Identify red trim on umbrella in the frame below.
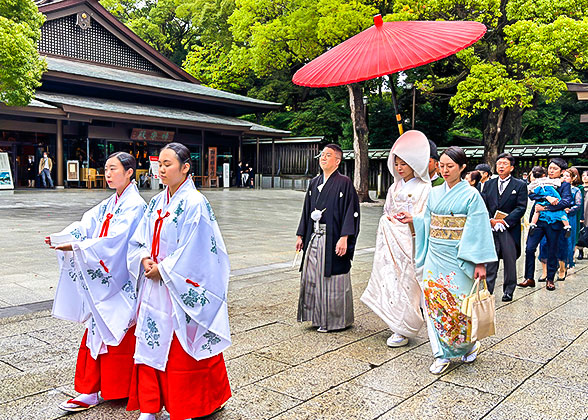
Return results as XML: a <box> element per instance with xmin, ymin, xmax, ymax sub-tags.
<box><xmin>293</xmin><ymin>17</ymin><xmax>486</xmax><ymax>88</ymax></box>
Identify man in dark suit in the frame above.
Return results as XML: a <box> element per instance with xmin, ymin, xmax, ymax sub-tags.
<box><xmin>520</xmin><ymin>158</ymin><xmax>572</xmax><ymax>291</ymax></box>
<box><xmin>482</xmin><ymin>153</ymin><xmax>528</xmax><ymax>301</ymax></box>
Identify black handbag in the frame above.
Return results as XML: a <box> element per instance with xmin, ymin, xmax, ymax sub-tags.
<box><xmin>578</xmin><ymin>226</ymin><xmax>588</xmax><ymax>248</ymax></box>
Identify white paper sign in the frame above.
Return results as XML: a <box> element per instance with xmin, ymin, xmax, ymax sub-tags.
<box><xmin>223</xmin><ymin>163</ymin><xmax>230</xmax><ymax>188</ymax></box>
<box><xmin>0</xmin><ymin>153</ymin><xmax>14</xmax><ymax>190</ymax></box>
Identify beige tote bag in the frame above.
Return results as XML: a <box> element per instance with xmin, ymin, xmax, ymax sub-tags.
<box><xmin>463</xmin><ymin>278</ymin><xmax>496</xmax><ymax>342</ymax></box>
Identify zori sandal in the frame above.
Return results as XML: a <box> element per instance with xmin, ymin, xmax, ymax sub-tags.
<box><xmin>58</xmin><ymin>394</ymin><xmax>102</xmax><ymax>412</ymax></box>
<box><xmin>429</xmin><ymin>358</ymin><xmax>450</xmax><ymax>375</ymax></box>
<box><xmin>462</xmin><ymin>341</ymin><xmax>481</xmax><ymax>363</ymax></box>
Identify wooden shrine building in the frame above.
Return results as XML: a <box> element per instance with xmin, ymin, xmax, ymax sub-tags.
<box><xmin>0</xmin><ymin>0</ymin><xmax>289</xmax><ymax>188</ymax></box>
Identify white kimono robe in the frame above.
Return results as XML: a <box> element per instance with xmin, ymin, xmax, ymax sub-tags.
<box><xmin>51</xmin><ymin>183</ymin><xmax>146</xmax><ymax>358</ymax></box>
<box><xmin>128</xmin><ymin>179</ymin><xmax>231</xmax><ymax>371</ymax></box>
<box><xmin>361</xmin><ymin>130</ymin><xmax>432</xmax><ymax>338</ymax></box>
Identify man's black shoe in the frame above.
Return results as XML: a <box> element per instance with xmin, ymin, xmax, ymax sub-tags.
<box><xmin>502</xmin><ymin>294</ymin><xmax>513</xmax><ymax>302</ymax></box>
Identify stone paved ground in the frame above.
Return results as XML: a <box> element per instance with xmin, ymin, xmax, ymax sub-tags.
<box><xmin>0</xmin><ymin>188</ymin><xmax>587</xmax><ymax>420</ymax></box>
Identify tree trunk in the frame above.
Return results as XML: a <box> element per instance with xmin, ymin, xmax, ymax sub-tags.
<box><xmin>347</xmin><ymin>83</ymin><xmax>372</xmax><ymax>202</ymax></box>
<box><xmin>482</xmin><ymin>101</ymin><xmax>524</xmax><ymax>171</ymax></box>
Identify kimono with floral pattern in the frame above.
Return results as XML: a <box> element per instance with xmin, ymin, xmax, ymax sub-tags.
<box><xmin>414</xmin><ymin>180</ymin><xmax>497</xmax><ymax>358</ymax></box>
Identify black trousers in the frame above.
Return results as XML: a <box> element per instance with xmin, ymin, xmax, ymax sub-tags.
<box><xmin>486</xmin><ymin>230</ymin><xmax>517</xmax><ymax>296</ymax></box>
<box><xmin>524</xmin><ymin>220</ymin><xmax>562</xmax><ymax>282</ymax></box>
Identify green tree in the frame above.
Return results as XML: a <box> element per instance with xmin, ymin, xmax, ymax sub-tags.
<box><xmin>0</xmin><ymin>0</ymin><xmax>46</xmax><ymax>106</ymax></box>
<box><xmin>385</xmin><ymin>0</ymin><xmax>588</xmax><ymax>166</ymax></box>
<box><xmin>220</xmin><ymin>0</ymin><xmax>378</xmax><ymax>200</ymax></box>
<box><xmin>100</xmin><ymin>0</ymin><xmax>198</xmax><ymax>65</ymax></box>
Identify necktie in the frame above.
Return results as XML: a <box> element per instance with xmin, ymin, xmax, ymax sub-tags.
<box><xmin>499</xmin><ymin>179</ymin><xmax>507</xmax><ymax>195</ymax></box>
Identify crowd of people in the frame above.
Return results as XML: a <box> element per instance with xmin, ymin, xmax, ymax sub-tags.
<box><xmin>43</xmin><ymin>136</ymin><xmax>587</xmax><ymax>418</ymax></box>
<box><xmin>295</xmin><ymin>132</ymin><xmax>587</xmax><ymax>376</ymax></box>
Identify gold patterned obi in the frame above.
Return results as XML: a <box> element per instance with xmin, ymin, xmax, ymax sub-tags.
<box><xmin>430</xmin><ymin>212</ymin><xmax>467</xmax><ymax>240</ymax></box>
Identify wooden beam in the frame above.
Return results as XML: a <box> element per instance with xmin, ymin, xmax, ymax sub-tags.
<box><xmin>577</xmin><ymin>92</ymin><xmax>588</xmax><ymax>100</ymax></box>
<box><xmin>88</xmin><ymin>125</ymin><xmax>129</xmax><ymax>140</ymax></box>
<box><xmin>0</xmin><ymin>120</ymin><xmax>57</xmax><ymax>133</ymax></box>
<box><xmin>580</xmin><ymin>114</ymin><xmax>588</xmax><ymax>123</ymax></box>
<box><xmin>56</xmin><ymin>120</ymin><xmax>64</xmax><ymax>187</ymax></box>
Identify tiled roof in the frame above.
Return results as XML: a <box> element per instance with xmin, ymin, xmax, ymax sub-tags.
<box><xmin>45</xmin><ymin>56</ymin><xmax>281</xmax><ymax>108</ymax></box>
<box><xmin>342</xmin><ymin>144</ymin><xmax>588</xmax><ymax>160</ymax></box>
<box><xmin>34</xmin><ymin>92</ymin><xmax>289</xmax><ymax>136</ymax></box>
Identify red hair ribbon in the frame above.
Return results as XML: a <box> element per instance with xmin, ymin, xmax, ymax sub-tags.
<box><xmin>99</xmin><ymin>260</ymin><xmax>109</xmax><ymax>273</ymax></box>
<box><xmin>186</xmin><ymin>279</ymin><xmax>200</xmax><ymax>288</ymax></box>
<box><xmin>151</xmin><ymin>209</ymin><xmax>170</xmax><ymax>263</ymax></box>
<box><xmin>99</xmin><ymin>213</ymin><xmax>114</xmax><ymax>238</ymax></box>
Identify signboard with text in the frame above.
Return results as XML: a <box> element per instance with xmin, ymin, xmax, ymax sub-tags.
<box><xmin>149</xmin><ymin>156</ymin><xmax>159</xmax><ymax>179</ymax></box>
<box><xmin>0</xmin><ymin>153</ymin><xmax>14</xmax><ymax>190</ymax></box>
<box><xmin>67</xmin><ymin>160</ymin><xmax>79</xmax><ymax>181</ymax></box>
<box><xmin>208</xmin><ymin>147</ymin><xmax>217</xmax><ymax>178</ymax></box>
<box><xmin>131</xmin><ymin>129</ymin><xmax>174</xmax><ymax>142</ymax></box>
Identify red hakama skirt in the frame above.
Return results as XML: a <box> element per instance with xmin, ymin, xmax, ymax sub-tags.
<box><xmin>126</xmin><ymin>335</ymin><xmax>231</xmax><ymax>420</ymax></box>
<box><xmin>74</xmin><ymin>326</ymin><xmax>136</xmax><ymax>400</ymax></box>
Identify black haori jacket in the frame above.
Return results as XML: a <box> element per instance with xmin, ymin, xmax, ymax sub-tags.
<box><xmin>296</xmin><ymin>170</ymin><xmax>360</xmax><ymax>277</ymax></box>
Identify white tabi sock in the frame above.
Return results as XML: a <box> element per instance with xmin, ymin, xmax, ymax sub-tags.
<box><xmin>62</xmin><ymin>392</ymin><xmax>100</xmax><ymax>408</ymax></box>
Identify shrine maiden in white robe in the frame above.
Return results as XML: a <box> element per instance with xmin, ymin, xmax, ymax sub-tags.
<box><xmin>51</xmin><ymin>183</ymin><xmax>146</xmax><ymax>358</ymax></box>
<box><xmin>127</xmin><ymin>178</ymin><xmax>231</xmax><ymax>371</ymax></box>
<box><xmin>361</xmin><ymin>131</ymin><xmax>431</xmax><ymax>337</ymax></box>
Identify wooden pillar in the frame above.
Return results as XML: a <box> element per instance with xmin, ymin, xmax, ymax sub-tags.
<box><xmin>201</xmin><ymin>130</ymin><xmax>205</xmax><ymax>178</ymax></box>
<box><xmin>271</xmin><ymin>138</ymin><xmax>275</xmax><ymax>188</ymax></box>
<box><xmin>56</xmin><ymin>119</ymin><xmax>64</xmax><ymax>187</ymax></box>
<box><xmin>256</xmin><ymin>137</ymin><xmax>260</xmax><ymax>189</ymax></box>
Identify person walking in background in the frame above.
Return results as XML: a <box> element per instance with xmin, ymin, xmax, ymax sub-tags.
<box><xmin>362</xmin><ymin>131</ymin><xmax>431</xmax><ymax>348</ymax></box>
<box><xmin>397</xmin><ymin>146</ymin><xmax>497</xmax><ymax>375</ymax></box>
<box><xmin>241</xmin><ymin>163</ymin><xmax>249</xmax><ymax>187</ymax></box>
<box><xmin>237</xmin><ymin>161</ymin><xmax>243</xmax><ymax>187</ymax></box>
<box><xmin>428</xmin><ymin>140</ymin><xmax>444</xmax><ymax>187</ymax></box>
<box><xmin>248</xmin><ymin>163</ymin><xmax>255</xmax><ymax>188</ymax></box>
<box><xmin>561</xmin><ymin>167</ymin><xmax>583</xmax><ymax>273</ymax></box>
<box><xmin>475</xmin><ymin>163</ymin><xmax>492</xmax><ymax>192</ymax></box>
<box><xmin>296</xmin><ymin>144</ymin><xmax>360</xmax><ymax>333</ymax></box>
<box><xmin>520</xmin><ymin>158</ymin><xmax>572</xmax><ymax>291</ymax></box>
<box><xmin>466</xmin><ymin>170</ymin><xmax>482</xmax><ymax>190</ymax></box>
<box><xmin>527</xmin><ymin>166</ymin><xmax>572</xmax><ymax>237</ymax></box>
<box><xmin>26</xmin><ymin>155</ymin><xmax>36</xmax><ymax>187</ymax></box>
<box><xmin>481</xmin><ymin>153</ymin><xmax>527</xmax><ymax>302</ymax></box>
<box><xmin>39</xmin><ymin>151</ymin><xmax>54</xmax><ymax>188</ymax></box>
<box><xmin>577</xmin><ymin>170</ymin><xmax>588</xmax><ymax>260</ymax></box>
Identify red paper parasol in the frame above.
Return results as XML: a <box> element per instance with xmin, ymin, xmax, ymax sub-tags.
<box><xmin>293</xmin><ymin>15</ymin><xmax>486</xmax><ymax>133</ymax></box>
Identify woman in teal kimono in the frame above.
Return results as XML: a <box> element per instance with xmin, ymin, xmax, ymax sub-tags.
<box><xmin>397</xmin><ymin>146</ymin><xmax>497</xmax><ymax>375</ymax></box>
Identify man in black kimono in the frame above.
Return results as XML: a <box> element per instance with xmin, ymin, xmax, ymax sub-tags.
<box><xmin>481</xmin><ymin>153</ymin><xmax>527</xmax><ymax>302</ymax></box>
<box><xmin>295</xmin><ymin>144</ymin><xmax>360</xmax><ymax>332</ymax></box>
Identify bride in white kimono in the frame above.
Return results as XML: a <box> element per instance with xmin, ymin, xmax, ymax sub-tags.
<box><xmin>46</xmin><ymin>152</ymin><xmax>146</xmax><ymax>412</ymax></box>
<box><xmin>125</xmin><ymin>143</ymin><xmax>231</xmax><ymax>420</ymax></box>
<box><xmin>397</xmin><ymin>146</ymin><xmax>497</xmax><ymax>375</ymax></box>
<box><xmin>361</xmin><ymin>131</ymin><xmax>431</xmax><ymax>347</ymax></box>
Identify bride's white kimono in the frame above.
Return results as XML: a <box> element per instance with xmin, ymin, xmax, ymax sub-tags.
<box><xmin>361</xmin><ymin>131</ymin><xmax>432</xmax><ymax>338</ymax></box>
<box><xmin>127</xmin><ymin>178</ymin><xmax>231</xmax><ymax>371</ymax></box>
<box><xmin>51</xmin><ymin>183</ymin><xmax>146</xmax><ymax>358</ymax></box>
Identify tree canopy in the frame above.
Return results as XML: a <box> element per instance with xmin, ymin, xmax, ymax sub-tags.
<box><xmin>385</xmin><ymin>0</ymin><xmax>588</xmax><ymax>163</ymax></box>
<box><xmin>98</xmin><ymin>0</ymin><xmax>588</xmax><ymax>160</ymax></box>
<box><xmin>0</xmin><ymin>0</ymin><xmax>46</xmax><ymax>106</ymax></box>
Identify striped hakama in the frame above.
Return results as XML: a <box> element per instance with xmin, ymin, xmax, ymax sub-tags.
<box><xmin>297</xmin><ymin>224</ymin><xmax>354</xmax><ymax>330</ymax></box>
